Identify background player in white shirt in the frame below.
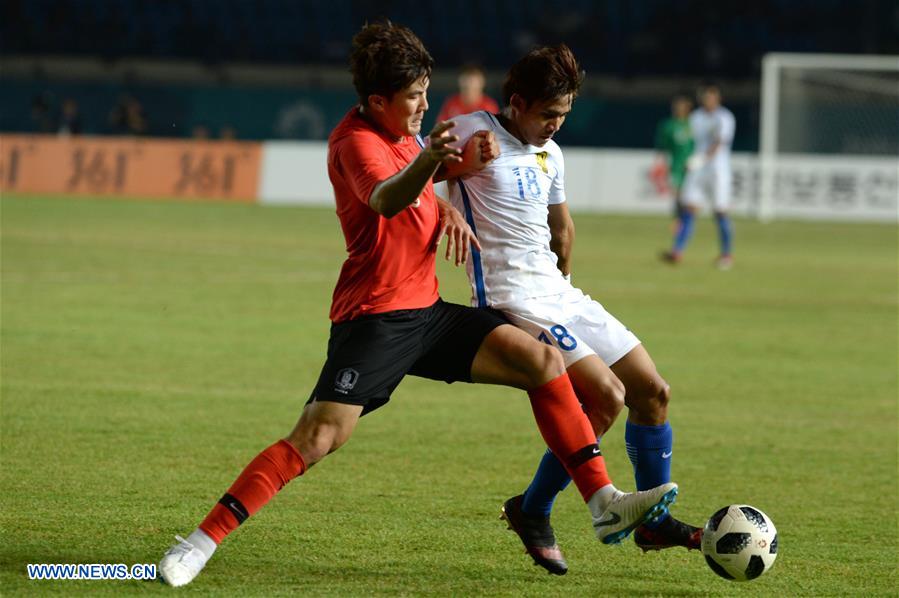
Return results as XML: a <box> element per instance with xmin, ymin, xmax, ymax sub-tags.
<box><xmin>663</xmin><ymin>84</ymin><xmax>736</xmax><ymax>269</ymax></box>
<box><xmin>443</xmin><ymin>45</ymin><xmax>701</xmax><ymax>576</ymax></box>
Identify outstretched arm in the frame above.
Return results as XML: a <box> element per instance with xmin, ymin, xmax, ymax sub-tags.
<box><xmin>548</xmin><ymin>202</ymin><xmax>575</xmax><ymax>276</ymax></box>
<box><xmin>369</xmin><ymin>121</ymin><xmax>462</xmax><ymax>218</ymax></box>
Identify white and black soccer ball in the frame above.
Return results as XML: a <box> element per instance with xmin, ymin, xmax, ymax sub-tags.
<box><xmin>701</xmin><ymin>504</ymin><xmax>778</xmax><ymax>581</ymax></box>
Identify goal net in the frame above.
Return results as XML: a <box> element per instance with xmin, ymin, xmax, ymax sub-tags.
<box><xmin>759</xmin><ymin>53</ymin><xmax>899</xmax><ymax>221</ymax></box>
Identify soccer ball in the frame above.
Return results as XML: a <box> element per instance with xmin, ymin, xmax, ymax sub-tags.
<box><xmin>701</xmin><ymin>504</ymin><xmax>778</xmax><ymax>581</ymax></box>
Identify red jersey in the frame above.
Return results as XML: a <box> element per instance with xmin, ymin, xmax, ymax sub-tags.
<box><xmin>436</xmin><ymin>94</ymin><xmax>500</xmax><ymax>123</ymax></box>
<box><xmin>327</xmin><ymin>108</ymin><xmax>440</xmax><ymax>323</ymax></box>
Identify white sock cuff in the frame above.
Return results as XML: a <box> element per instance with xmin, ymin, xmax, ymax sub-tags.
<box><xmin>187</xmin><ymin>529</ymin><xmax>217</xmax><ymax>560</ymax></box>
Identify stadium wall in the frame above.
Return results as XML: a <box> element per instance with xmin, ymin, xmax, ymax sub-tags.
<box><xmin>1</xmin><ymin>135</ymin><xmax>896</xmax><ymax>222</ymax></box>
<box><xmin>0</xmin><ymin>134</ymin><xmax>261</xmax><ymax>201</ymax></box>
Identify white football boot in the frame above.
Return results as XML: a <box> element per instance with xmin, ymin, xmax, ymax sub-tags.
<box><xmin>590</xmin><ymin>482</ymin><xmax>678</xmax><ymax>544</ymax></box>
<box><xmin>158</xmin><ymin>535</ymin><xmax>210</xmax><ymax>586</ymax></box>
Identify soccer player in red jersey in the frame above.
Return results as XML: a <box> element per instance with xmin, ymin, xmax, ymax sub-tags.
<box><xmin>436</xmin><ymin>64</ymin><xmax>500</xmax><ymax>123</ymax></box>
<box><xmin>157</xmin><ymin>23</ymin><xmax>677</xmax><ymax>587</ymax></box>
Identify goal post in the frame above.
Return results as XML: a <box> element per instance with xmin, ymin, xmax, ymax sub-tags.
<box><xmin>759</xmin><ymin>53</ymin><xmax>899</xmax><ymax>222</ymax></box>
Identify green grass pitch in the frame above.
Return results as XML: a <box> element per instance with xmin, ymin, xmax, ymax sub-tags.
<box><xmin>1</xmin><ymin>194</ymin><xmax>896</xmax><ymax>596</ymax></box>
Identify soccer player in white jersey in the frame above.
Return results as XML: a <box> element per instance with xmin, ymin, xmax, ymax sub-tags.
<box><xmin>662</xmin><ymin>84</ymin><xmax>736</xmax><ymax>269</ymax></box>
<box><xmin>442</xmin><ymin>45</ymin><xmax>701</xmax><ymax>575</ymax></box>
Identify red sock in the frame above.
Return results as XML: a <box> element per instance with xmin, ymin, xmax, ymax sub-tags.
<box><xmin>527</xmin><ymin>373</ymin><xmax>612</xmax><ymax>501</ymax></box>
<box><xmin>199</xmin><ymin>439</ymin><xmax>306</xmax><ymax>544</ymax></box>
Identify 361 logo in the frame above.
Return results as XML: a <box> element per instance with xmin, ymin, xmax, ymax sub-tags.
<box><xmin>66</xmin><ymin>148</ymin><xmax>134</xmax><ymax>193</ymax></box>
<box><xmin>174</xmin><ymin>152</ymin><xmax>239</xmax><ymax>196</ymax></box>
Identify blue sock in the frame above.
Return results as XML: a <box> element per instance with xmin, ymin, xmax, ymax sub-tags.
<box><xmin>520</xmin><ymin>436</ymin><xmax>603</xmax><ymax>517</ymax></box>
<box><xmin>715</xmin><ymin>213</ymin><xmax>732</xmax><ymax>256</ymax></box>
<box><xmin>625</xmin><ymin>421</ymin><xmax>673</xmax><ymax>527</ymax></box>
<box><xmin>673</xmin><ymin>211</ymin><xmax>695</xmax><ymax>253</ymax></box>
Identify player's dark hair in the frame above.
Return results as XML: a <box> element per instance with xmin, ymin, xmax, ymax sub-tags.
<box><xmin>697</xmin><ymin>82</ymin><xmax>721</xmax><ymax>98</ymax></box>
<box><xmin>350</xmin><ymin>21</ymin><xmax>434</xmax><ymax>105</ymax></box>
<box><xmin>502</xmin><ymin>44</ymin><xmax>584</xmax><ymax>106</ymax></box>
<box><xmin>459</xmin><ymin>63</ymin><xmax>485</xmax><ymax>76</ymax></box>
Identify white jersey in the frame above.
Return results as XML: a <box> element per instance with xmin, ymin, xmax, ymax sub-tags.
<box><xmin>445</xmin><ymin>111</ymin><xmax>570</xmax><ymax>308</ymax></box>
<box><xmin>688</xmin><ymin>107</ymin><xmax>735</xmax><ymax>170</ymax></box>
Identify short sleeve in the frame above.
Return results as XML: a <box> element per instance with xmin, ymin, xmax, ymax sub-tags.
<box><xmin>547</xmin><ymin>150</ymin><xmax>566</xmax><ymax>205</ymax></box>
<box><xmin>442</xmin><ymin>112</ymin><xmax>494</xmax><ymax>151</ymax></box>
<box><xmin>716</xmin><ymin>112</ymin><xmax>736</xmax><ymax>145</ymax></box>
<box><xmin>335</xmin><ymin>133</ymin><xmax>395</xmax><ymax>205</ymax></box>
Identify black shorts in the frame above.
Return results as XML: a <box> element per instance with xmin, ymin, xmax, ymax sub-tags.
<box><xmin>309</xmin><ymin>299</ymin><xmax>507</xmax><ymax>415</ymax></box>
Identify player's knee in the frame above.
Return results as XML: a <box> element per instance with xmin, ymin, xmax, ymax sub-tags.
<box><xmin>644</xmin><ymin>380</ymin><xmax>671</xmax><ymax>417</ymax></box>
<box><xmin>540</xmin><ymin>343</ymin><xmax>565</xmax><ymax>382</ymax></box>
<box><xmin>626</xmin><ymin>375</ymin><xmax>670</xmax><ymax>423</ymax></box>
<box><xmin>528</xmin><ymin>343</ymin><xmax>565</xmax><ymax>387</ymax></box>
<box><xmin>289</xmin><ymin>420</ymin><xmax>348</xmax><ymax>466</ymax></box>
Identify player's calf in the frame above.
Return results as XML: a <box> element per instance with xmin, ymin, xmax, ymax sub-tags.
<box><xmin>159</xmin><ymin>403</ymin><xmax>361</xmax><ymax>587</ymax></box>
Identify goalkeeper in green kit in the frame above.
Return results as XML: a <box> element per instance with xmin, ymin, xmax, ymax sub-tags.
<box><xmin>651</xmin><ymin>94</ymin><xmax>694</xmax><ymax>218</ymax></box>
